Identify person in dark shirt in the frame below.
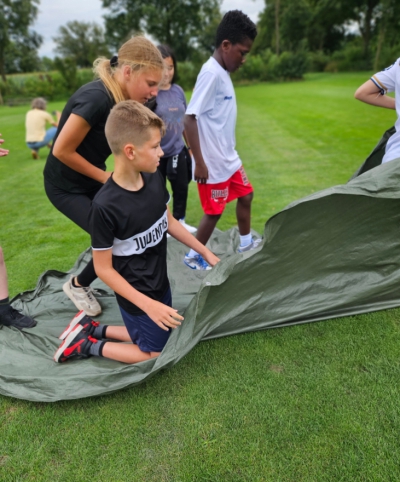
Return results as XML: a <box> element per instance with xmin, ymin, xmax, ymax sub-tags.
<box><xmin>54</xmin><ymin>101</ymin><xmax>219</xmax><ymax>364</ymax></box>
<box><xmin>44</xmin><ymin>37</ymin><xmax>165</xmax><ymax>317</ymax></box>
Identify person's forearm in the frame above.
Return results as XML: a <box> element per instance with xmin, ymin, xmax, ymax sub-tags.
<box><xmin>53</xmin><ymin>149</ymin><xmax>109</xmax><ymax>183</ymax></box>
<box><xmin>168</xmin><ymin>214</ymin><xmax>217</xmax><ymax>263</ymax></box>
<box><xmin>94</xmin><ymin>263</ymin><xmax>157</xmax><ymax>313</ymax></box>
<box><xmin>184</xmin><ymin>114</ymin><xmax>209</xmax><ymax>182</ymax></box>
<box><xmin>184</xmin><ymin>115</ymin><xmax>205</xmax><ymax>165</ymax></box>
<box><xmin>355</xmin><ymin>91</ymin><xmax>395</xmax><ymax>109</ymax></box>
<box><xmin>52</xmin><ymin>112</ymin><xmax>109</xmax><ymax>183</ymax></box>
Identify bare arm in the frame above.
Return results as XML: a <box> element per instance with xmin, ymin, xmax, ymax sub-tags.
<box><xmin>184</xmin><ymin>114</ymin><xmax>208</xmax><ymax>184</ymax></box>
<box><xmin>0</xmin><ymin>135</ymin><xmax>9</xmax><ymax>157</ymax></box>
<box><xmin>182</xmin><ymin>129</ymin><xmax>192</xmax><ymax>156</ymax></box>
<box><xmin>354</xmin><ymin>79</ymin><xmax>396</xmax><ymax>109</ymax></box>
<box><xmin>93</xmin><ymin>248</ymin><xmax>183</xmax><ymax>331</ymax></box>
<box><xmin>167</xmin><ymin>207</ymin><xmax>220</xmax><ymax>266</ymax></box>
<box><xmin>52</xmin><ymin>113</ymin><xmax>111</xmax><ymax>184</ymax></box>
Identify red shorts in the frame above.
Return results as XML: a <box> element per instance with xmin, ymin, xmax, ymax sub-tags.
<box><xmin>198</xmin><ymin>166</ymin><xmax>253</xmax><ymax>215</ymax></box>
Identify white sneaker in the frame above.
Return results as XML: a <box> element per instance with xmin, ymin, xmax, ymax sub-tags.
<box><xmin>237</xmin><ymin>237</ymin><xmax>262</xmax><ymax>253</ymax></box>
<box><xmin>184</xmin><ymin>254</ymin><xmax>211</xmax><ymax>270</ymax></box>
<box><xmin>179</xmin><ymin>218</ymin><xmax>197</xmax><ymax>233</ymax></box>
<box><xmin>63</xmin><ymin>276</ymin><xmax>102</xmax><ymax>317</ymax></box>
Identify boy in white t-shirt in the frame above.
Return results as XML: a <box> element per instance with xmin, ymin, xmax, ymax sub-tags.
<box><xmin>183</xmin><ymin>10</ymin><xmax>260</xmax><ymax>270</ymax></box>
<box><xmin>355</xmin><ymin>59</ymin><xmax>400</xmax><ymax>163</ymax></box>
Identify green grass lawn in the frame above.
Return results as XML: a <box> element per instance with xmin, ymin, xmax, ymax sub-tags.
<box><xmin>1</xmin><ymin>72</ymin><xmax>400</xmax><ymax>481</ymax></box>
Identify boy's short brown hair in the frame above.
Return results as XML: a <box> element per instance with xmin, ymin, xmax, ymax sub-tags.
<box><xmin>105</xmin><ymin>100</ymin><xmax>165</xmax><ymax>155</ymax></box>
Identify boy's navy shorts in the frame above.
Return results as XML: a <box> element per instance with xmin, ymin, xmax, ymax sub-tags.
<box><xmin>119</xmin><ymin>288</ymin><xmax>172</xmax><ymax>353</ymax></box>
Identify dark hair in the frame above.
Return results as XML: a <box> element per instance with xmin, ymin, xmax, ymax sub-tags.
<box><xmin>157</xmin><ymin>44</ymin><xmax>177</xmax><ymax>84</ymax></box>
<box><xmin>215</xmin><ymin>10</ymin><xmax>257</xmax><ymax>48</ymax></box>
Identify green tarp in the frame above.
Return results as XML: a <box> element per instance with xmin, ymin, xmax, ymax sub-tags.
<box><xmin>1</xmin><ymin>128</ymin><xmax>400</xmax><ymax>402</ymax></box>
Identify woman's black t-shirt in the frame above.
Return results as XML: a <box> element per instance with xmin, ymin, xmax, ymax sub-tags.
<box><xmin>89</xmin><ymin>172</ymin><xmax>170</xmax><ymax>315</ymax></box>
<box><xmin>44</xmin><ymin>80</ymin><xmax>115</xmax><ymax>194</ymax></box>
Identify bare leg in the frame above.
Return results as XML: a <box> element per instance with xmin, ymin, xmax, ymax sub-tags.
<box><xmin>0</xmin><ymin>247</ymin><xmax>8</xmax><ymax>300</ymax></box>
<box><xmin>102</xmin><ymin>341</ymin><xmax>160</xmax><ymax>364</ymax></box>
<box><xmin>195</xmin><ymin>214</ymin><xmax>221</xmax><ymax>246</ymax></box>
<box><xmin>236</xmin><ymin>193</ymin><xmax>253</xmax><ymax>235</ymax></box>
<box><xmin>105</xmin><ymin>325</ymin><xmax>132</xmax><ymax>342</ymax></box>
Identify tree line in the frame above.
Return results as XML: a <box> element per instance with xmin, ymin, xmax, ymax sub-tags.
<box><xmin>0</xmin><ymin>0</ymin><xmax>221</xmax><ymax>82</ymax></box>
<box><xmin>254</xmin><ymin>0</ymin><xmax>400</xmax><ymax>72</ymax></box>
<box><xmin>1</xmin><ymin>0</ymin><xmax>400</xmax><ymax>85</ymax></box>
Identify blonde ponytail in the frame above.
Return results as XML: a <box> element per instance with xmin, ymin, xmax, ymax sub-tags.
<box><xmin>93</xmin><ymin>36</ymin><xmax>164</xmax><ymax>103</ymax></box>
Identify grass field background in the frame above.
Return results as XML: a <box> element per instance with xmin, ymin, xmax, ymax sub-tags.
<box><xmin>1</xmin><ymin>73</ymin><xmax>400</xmax><ymax>481</ymax></box>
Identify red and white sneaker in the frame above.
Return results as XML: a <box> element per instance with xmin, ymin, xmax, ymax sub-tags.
<box><xmin>58</xmin><ymin>310</ymin><xmax>100</xmax><ymax>340</ymax></box>
<box><xmin>54</xmin><ymin>324</ymin><xmax>98</xmax><ymax>363</ymax></box>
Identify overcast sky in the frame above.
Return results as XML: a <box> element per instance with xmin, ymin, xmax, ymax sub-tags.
<box><xmin>34</xmin><ymin>0</ymin><xmax>265</xmax><ymax>58</ymax></box>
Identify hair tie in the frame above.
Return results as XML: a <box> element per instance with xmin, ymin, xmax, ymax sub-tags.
<box><xmin>110</xmin><ymin>55</ymin><xmax>118</xmax><ymax>67</ymax></box>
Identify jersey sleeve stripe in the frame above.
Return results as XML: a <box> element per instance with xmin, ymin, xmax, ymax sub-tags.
<box><xmin>371</xmin><ymin>76</ymin><xmax>388</xmax><ymax>95</ymax></box>
<box><xmin>91</xmin><ymin>246</ymin><xmax>113</xmax><ymax>251</ymax></box>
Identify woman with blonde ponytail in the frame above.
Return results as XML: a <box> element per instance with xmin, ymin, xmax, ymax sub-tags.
<box><xmin>44</xmin><ymin>37</ymin><xmax>164</xmax><ymax>317</ymax></box>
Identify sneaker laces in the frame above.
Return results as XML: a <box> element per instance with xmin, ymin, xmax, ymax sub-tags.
<box><xmin>196</xmin><ymin>255</ymin><xmax>209</xmax><ymax>269</ymax></box>
<box><xmin>88</xmin><ymin>335</ymin><xmax>98</xmax><ymax>343</ymax></box>
<box><xmin>81</xmin><ymin>286</ymin><xmax>99</xmax><ymax>302</ymax></box>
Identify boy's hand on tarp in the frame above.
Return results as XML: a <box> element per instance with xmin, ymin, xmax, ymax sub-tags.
<box><xmin>146</xmin><ymin>300</ymin><xmax>184</xmax><ymax>331</ymax></box>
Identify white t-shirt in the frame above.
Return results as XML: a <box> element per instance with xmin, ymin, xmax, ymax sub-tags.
<box><xmin>371</xmin><ymin>59</ymin><xmax>400</xmax><ymax>163</ymax></box>
<box><xmin>186</xmin><ymin>57</ymin><xmax>242</xmax><ymax>183</ymax></box>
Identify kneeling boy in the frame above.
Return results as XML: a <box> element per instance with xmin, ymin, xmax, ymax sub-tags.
<box><xmin>54</xmin><ymin>101</ymin><xmax>219</xmax><ymax>364</ymax></box>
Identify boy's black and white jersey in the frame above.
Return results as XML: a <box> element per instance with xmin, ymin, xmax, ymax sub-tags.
<box><xmin>89</xmin><ymin>171</ymin><xmax>170</xmax><ymax>315</ymax></box>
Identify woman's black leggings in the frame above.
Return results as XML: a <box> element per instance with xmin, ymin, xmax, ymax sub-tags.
<box><xmin>44</xmin><ymin>179</ymin><xmax>99</xmax><ymax>287</ymax></box>
<box><xmin>158</xmin><ymin>146</ymin><xmax>191</xmax><ymax>220</ymax></box>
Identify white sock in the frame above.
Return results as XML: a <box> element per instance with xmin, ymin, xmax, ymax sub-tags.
<box><xmin>239</xmin><ymin>233</ymin><xmax>252</xmax><ymax>247</ymax></box>
<box><xmin>188</xmin><ymin>249</ymin><xmax>199</xmax><ymax>258</ymax></box>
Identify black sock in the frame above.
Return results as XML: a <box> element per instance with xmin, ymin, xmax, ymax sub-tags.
<box><xmin>76</xmin><ymin>259</ymin><xmax>97</xmax><ymax>287</ymax></box>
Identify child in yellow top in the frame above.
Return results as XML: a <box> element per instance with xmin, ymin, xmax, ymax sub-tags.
<box><xmin>25</xmin><ymin>97</ymin><xmax>60</xmax><ymax>159</ymax></box>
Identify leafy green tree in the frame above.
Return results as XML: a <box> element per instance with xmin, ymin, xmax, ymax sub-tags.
<box><xmin>252</xmin><ymin>2</ymin><xmax>276</xmax><ymax>54</ymax></box>
<box><xmin>306</xmin><ymin>0</ymin><xmax>350</xmax><ymax>53</ymax></box>
<box><xmin>254</xmin><ymin>0</ymin><xmax>312</xmax><ymax>54</ymax></box>
<box><xmin>194</xmin><ymin>7</ymin><xmax>222</xmax><ymax>59</ymax></box>
<box><xmin>254</xmin><ymin>0</ymin><xmax>379</xmax><ymax>57</ymax></box>
<box><xmin>349</xmin><ymin>0</ymin><xmax>380</xmax><ymax>58</ymax></box>
<box><xmin>40</xmin><ymin>56</ymin><xmax>55</xmax><ymax>72</ymax></box>
<box><xmin>102</xmin><ymin>0</ymin><xmax>222</xmax><ymax>61</ymax></box>
<box><xmin>373</xmin><ymin>0</ymin><xmax>400</xmax><ymax>69</ymax></box>
<box><xmin>0</xmin><ymin>0</ymin><xmax>42</xmax><ymax>81</ymax></box>
<box><xmin>280</xmin><ymin>0</ymin><xmax>311</xmax><ymax>51</ymax></box>
<box><xmin>53</xmin><ymin>21</ymin><xmax>111</xmax><ymax>68</ymax></box>
<box><xmin>53</xmin><ymin>56</ymin><xmax>79</xmax><ymax>94</ymax></box>
<box><xmin>4</xmin><ymin>30</ymin><xmax>42</xmax><ymax>74</ymax></box>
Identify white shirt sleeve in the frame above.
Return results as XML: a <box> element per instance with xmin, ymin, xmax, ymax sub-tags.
<box><xmin>371</xmin><ymin>59</ymin><xmax>400</xmax><ymax>94</ymax></box>
<box><xmin>186</xmin><ymin>70</ymin><xmax>218</xmax><ymax>117</ymax></box>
